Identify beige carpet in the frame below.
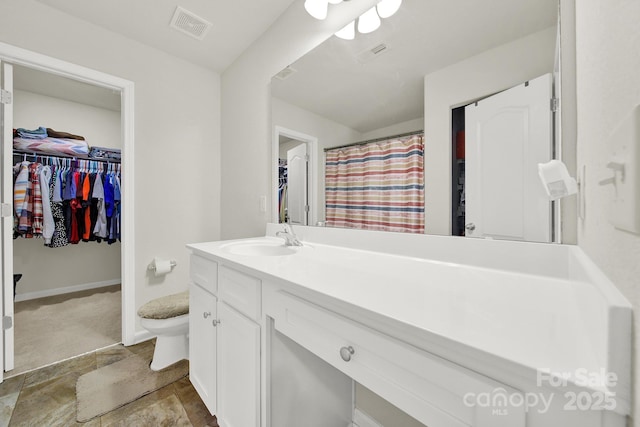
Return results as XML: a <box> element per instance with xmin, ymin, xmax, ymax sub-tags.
<box><xmin>11</xmin><ymin>285</ymin><xmax>121</xmax><ymax>376</ymax></box>
<box><xmin>76</xmin><ymin>354</ymin><xmax>189</xmax><ymax>422</ymax></box>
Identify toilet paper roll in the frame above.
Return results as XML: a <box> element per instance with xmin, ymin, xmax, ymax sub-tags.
<box><xmin>153</xmin><ymin>258</ymin><xmax>173</xmax><ymax>276</ymax></box>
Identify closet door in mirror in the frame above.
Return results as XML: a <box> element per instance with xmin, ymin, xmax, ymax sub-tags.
<box><xmin>465</xmin><ymin>73</ymin><xmax>553</xmax><ymax>243</ymax></box>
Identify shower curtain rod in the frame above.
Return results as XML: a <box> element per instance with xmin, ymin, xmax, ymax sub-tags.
<box><xmin>324</xmin><ymin>130</ymin><xmax>424</xmax><ymax>152</ymax></box>
<box><xmin>13</xmin><ymin>149</ymin><xmax>121</xmax><ymax>164</ymax></box>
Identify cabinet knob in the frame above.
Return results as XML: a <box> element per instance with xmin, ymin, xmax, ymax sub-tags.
<box><xmin>465</xmin><ymin>223</ymin><xmax>476</xmax><ymax>232</ymax></box>
<box><xmin>339</xmin><ymin>346</ymin><xmax>355</xmax><ymax>362</ymax></box>
<box><xmin>212</xmin><ymin>319</ymin><xmax>221</xmax><ymax>327</ymax></box>
<box><xmin>203</xmin><ymin>311</ymin><xmax>211</xmax><ymax>319</ymax></box>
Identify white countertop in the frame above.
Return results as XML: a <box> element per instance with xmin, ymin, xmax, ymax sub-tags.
<box><xmin>187</xmin><ymin>227</ymin><xmax>631</xmax><ymax>409</ymax></box>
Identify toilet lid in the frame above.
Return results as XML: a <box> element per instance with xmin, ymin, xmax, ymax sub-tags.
<box><xmin>137</xmin><ymin>291</ymin><xmax>189</xmax><ymax>319</ymax></box>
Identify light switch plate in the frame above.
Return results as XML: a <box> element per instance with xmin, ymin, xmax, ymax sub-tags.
<box><xmin>608</xmin><ymin>105</ymin><xmax>640</xmax><ymax>233</ymax></box>
<box><xmin>259</xmin><ymin>195</ymin><xmax>267</xmax><ymax>213</ymax></box>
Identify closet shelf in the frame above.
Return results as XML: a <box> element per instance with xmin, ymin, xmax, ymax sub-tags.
<box><xmin>13</xmin><ymin>149</ymin><xmax>121</xmax><ymax>164</ymax></box>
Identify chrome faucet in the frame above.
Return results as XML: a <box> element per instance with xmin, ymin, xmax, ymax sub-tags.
<box><xmin>276</xmin><ymin>223</ymin><xmax>303</xmax><ymax>247</ymax></box>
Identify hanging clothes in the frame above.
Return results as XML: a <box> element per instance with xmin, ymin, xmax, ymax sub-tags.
<box><xmin>30</xmin><ymin>163</ymin><xmax>44</xmax><ymax>237</ymax></box>
<box><xmin>13</xmin><ymin>161</ymin><xmax>30</xmax><ymax>235</ymax></box>
<box><xmin>39</xmin><ymin>166</ymin><xmax>54</xmax><ymax>244</ymax></box>
<box><xmin>48</xmin><ymin>168</ymin><xmax>68</xmax><ymax>248</ymax></box>
<box><xmin>12</xmin><ymin>155</ymin><xmax>121</xmax><ymax>248</ymax></box>
<box><xmin>92</xmin><ymin>172</ymin><xmax>107</xmax><ymax>239</ymax></box>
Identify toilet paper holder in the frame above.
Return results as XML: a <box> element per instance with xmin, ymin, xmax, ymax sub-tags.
<box><xmin>147</xmin><ymin>258</ymin><xmax>177</xmax><ymax>274</ymax></box>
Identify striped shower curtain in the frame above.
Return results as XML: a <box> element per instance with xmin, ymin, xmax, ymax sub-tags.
<box><xmin>325</xmin><ymin>134</ymin><xmax>424</xmax><ymax>233</ymax></box>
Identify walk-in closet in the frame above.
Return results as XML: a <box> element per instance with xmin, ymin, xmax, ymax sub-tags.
<box><xmin>7</xmin><ymin>65</ymin><xmax>123</xmax><ymax>376</ymax></box>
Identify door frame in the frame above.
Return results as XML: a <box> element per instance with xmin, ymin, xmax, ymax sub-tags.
<box><xmin>272</xmin><ymin>126</ymin><xmax>318</xmax><ymax>226</ymax></box>
<box><xmin>0</xmin><ymin>42</ymin><xmax>136</xmax><ymax>360</ymax></box>
<box><xmin>1</xmin><ymin>62</ymin><xmax>14</xmax><ymax>375</ymax></box>
<box><xmin>286</xmin><ymin>142</ymin><xmax>309</xmax><ymax>225</ymax></box>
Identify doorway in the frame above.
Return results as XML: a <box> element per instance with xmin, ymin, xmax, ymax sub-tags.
<box><xmin>272</xmin><ymin>126</ymin><xmax>317</xmax><ymax>226</ymax></box>
<box><xmin>0</xmin><ymin>42</ymin><xmax>135</xmax><ymax>382</ymax></box>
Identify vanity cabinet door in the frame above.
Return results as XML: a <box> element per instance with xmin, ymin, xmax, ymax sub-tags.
<box><xmin>189</xmin><ymin>282</ymin><xmax>218</xmax><ymax>415</ymax></box>
<box><xmin>217</xmin><ymin>301</ymin><xmax>260</xmax><ymax>427</ymax></box>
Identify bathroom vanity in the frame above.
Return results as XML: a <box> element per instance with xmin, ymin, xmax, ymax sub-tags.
<box><xmin>187</xmin><ymin>224</ymin><xmax>631</xmax><ymax>427</ymax></box>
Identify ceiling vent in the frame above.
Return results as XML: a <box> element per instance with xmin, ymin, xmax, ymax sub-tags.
<box><xmin>169</xmin><ymin>6</ymin><xmax>212</xmax><ymax>40</ymax></box>
<box><xmin>356</xmin><ymin>43</ymin><xmax>390</xmax><ymax>64</ymax></box>
<box><xmin>274</xmin><ymin>66</ymin><xmax>297</xmax><ymax>81</ymax></box>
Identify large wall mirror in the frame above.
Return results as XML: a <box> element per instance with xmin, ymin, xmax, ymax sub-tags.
<box><xmin>271</xmin><ymin>0</ymin><xmax>563</xmax><ymax>243</ymax></box>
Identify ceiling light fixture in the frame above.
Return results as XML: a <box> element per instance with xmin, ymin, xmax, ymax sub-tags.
<box><xmin>335</xmin><ymin>20</ymin><xmax>356</xmax><ymax>40</ymax></box>
<box><xmin>304</xmin><ymin>0</ymin><xmax>330</xmax><ymax>20</ymax></box>
<box><xmin>357</xmin><ymin>7</ymin><xmax>381</xmax><ymax>34</ymax></box>
<box><xmin>315</xmin><ymin>0</ymin><xmax>402</xmax><ymax>41</ymax></box>
<box><xmin>376</xmin><ymin>0</ymin><xmax>402</xmax><ymax>18</ymax></box>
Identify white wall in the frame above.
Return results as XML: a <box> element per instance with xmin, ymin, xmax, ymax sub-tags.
<box><xmin>0</xmin><ymin>0</ymin><xmax>221</xmax><ymax>337</ymax></box>
<box><xmin>272</xmin><ymin>97</ymin><xmax>362</xmax><ymax>223</ymax></box>
<box><xmin>359</xmin><ymin>117</ymin><xmax>424</xmax><ymax>141</ymax></box>
<box><xmin>272</xmin><ymin>97</ymin><xmax>362</xmax><ymax>152</ymax></box>
<box><xmin>424</xmin><ymin>27</ymin><xmax>557</xmax><ymax>235</ymax></box>
<box><xmin>12</xmin><ymin>89</ymin><xmax>122</xmax><ymax>297</ymax></box>
<box><xmin>574</xmin><ymin>0</ymin><xmax>640</xmax><ymax>424</ymax></box>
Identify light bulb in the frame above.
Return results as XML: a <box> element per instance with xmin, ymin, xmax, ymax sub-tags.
<box><xmin>327</xmin><ymin>0</ymin><xmax>343</xmax><ymax>4</ymax></box>
<box><xmin>304</xmin><ymin>0</ymin><xmax>329</xmax><ymax>20</ymax></box>
<box><xmin>357</xmin><ymin>7</ymin><xmax>381</xmax><ymax>34</ymax></box>
<box><xmin>376</xmin><ymin>0</ymin><xmax>402</xmax><ymax>18</ymax></box>
<box><xmin>335</xmin><ymin>20</ymin><xmax>355</xmax><ymax>40</ymax></box>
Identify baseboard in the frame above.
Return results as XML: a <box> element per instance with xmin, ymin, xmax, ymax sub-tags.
<box><xmin>14</xmin><ymin>279</ymin><xmax>121</xmax><ymax>302</ymax></box>
<box><xmin>352</xmin><ymin>409</ymin><xmax>384</xmax><ymax>427</ymax></box>
<box><xmin>133</xmin><ymin>329</ymin><xmax>155</xmax><ymax>345</ymax></box>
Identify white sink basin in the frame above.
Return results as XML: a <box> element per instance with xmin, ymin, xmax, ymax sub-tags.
<box><xmin>221</xmin><ymin>240</ymin><xmax>298</xmax><ymax>256</ymax></box>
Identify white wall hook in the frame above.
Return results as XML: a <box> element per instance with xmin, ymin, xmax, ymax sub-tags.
<box><xmin>606</xmin><ymin>160</ymin><xmax>626</xmax><ymax>181</ymax></box>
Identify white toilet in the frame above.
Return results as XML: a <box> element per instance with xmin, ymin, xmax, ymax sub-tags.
<box><xmin>137</xmin><ymin>291</ymin><xmax>189</xmax><ymax>371</ymax></box>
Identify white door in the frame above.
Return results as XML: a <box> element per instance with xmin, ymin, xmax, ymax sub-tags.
<box><xmin>217</xmin><ymin>302</ymin><xmax>260</xmax><ymax>427</ymax></box>
<box><xmin>465</xmin><ymin>73</ymin><xmax>553</xmax><ymax>242</ymax></box>
<box><xmin>1</xmin><ymin>61</ymin><xmax>15</xmax><ymax>377</ymax></box>
<box><xmin>287</xmin><ymin>143</ymin><xmax>308</xmax><ymax>225</ymax></box>
<box><xmin>188</xmin><ymin>282</ymin><xmax>217</xmax><ymax>414</ymax></box>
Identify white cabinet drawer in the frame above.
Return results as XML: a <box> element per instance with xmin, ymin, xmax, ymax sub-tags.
<box><xmin>190</xmin><ymin>255</ymin><xmax>218</xmax><ymax>293</ymax></box>
<box><xmin>219</xmin><ymin>266</ymin><xmax>261</xmax><ymax>321</ymax></box>
<box><xmin>268</xmin><ymin>291</ymin><xmax>525</xmax><ymax>427</ymax></box>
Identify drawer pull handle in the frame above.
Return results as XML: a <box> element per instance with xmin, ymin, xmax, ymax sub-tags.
<box><xmin>339</xmin><ymin>346</ymin><xmax>355</xmax><ymax>362</ymax></box>
<box><xmin>203</xmin><ymin>312</ymin><xmax>211</xmax><ymax>319</ymax></box>
<box><xmin>212</xmin><ymin>319</ymin><xmax>221</xmax><ymax>327</ymax></box>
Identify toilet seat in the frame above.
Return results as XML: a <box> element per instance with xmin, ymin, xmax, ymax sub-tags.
<box><xmin>138</xmin><ymin>291</ymin><xmax>189</xmax><ymax>320</ymax></box>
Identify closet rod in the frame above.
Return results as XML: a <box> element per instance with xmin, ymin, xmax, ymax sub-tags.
<box><xmin>13</xmin><ymin>149</ymin><xmax>121</xmax><ymax>164</ymax></box>
<box><xmin>324</xmin><ymin>130</ymin><xmax>424</xmax><ymax>152</ymax></box>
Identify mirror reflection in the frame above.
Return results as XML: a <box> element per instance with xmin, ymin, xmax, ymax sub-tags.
<box><xmin>272</xmin><ymin>0</ymin><xmax>559</xmax><ymax>242</ymax></box>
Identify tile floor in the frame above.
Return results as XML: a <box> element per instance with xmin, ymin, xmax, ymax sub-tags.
<box><xmin>0</xmin><ymin>340</ymin><xmax>218</xmax><ymax>427</ymax></box>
